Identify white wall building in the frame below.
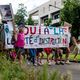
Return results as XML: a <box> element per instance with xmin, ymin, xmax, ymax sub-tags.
<box><xmin>29</xmin><ymin>0</ymin><xmax>63</xmax><ymax>26</ymax></box>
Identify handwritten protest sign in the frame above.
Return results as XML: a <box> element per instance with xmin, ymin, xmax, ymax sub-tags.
<box><xmin>24</xmin><ymin>26</ymin><xmax>69</xmax><ymax>48</ymax></box>
<box><xmin>24</xmin><ymin>26</ymin><xmax>68</xmax><ymax>35</ymax></box>
<box><xmin>4</xmin><ymin>26</ymin><xmax>69</xmax><ymax>49</ymax></box>
<box><xmin>24</xmin><ymin>34</ymin><xmax>68</xmax><ymax>48</ymax></box>
<box><xmin>4</xmin><ymin>22</ymin><xmax>14</xmax><ymax>49</ymax></box>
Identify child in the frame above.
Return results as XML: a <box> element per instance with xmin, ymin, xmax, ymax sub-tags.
<box><xmin>10</xmin><ymin>49</ymin><xmax>16</xmax><ymax>61</ymax></box>
<box><xmin>65</xmin><ymin>27</ymin><xmax>71</xmax><ymax>64</ymax></box>
<box><xmin>15</xmin><ymin>25</ymin><xmax>25</xmax><ymax>64</ymax></box>
<box><xmin>36</xmin><ymin>48</ymin><xmax>44</xmax><ymax>65</ymax></box>
<box><xmin>44</xmin><ymin>48</ymin><xmax>52</xmax><ymax>64</ymax></box>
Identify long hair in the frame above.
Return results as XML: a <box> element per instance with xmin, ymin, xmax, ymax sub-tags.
<box><xmin>19</xmin><ymin>27</ymin><xmax>24</xmax><ymax>33</ymax></box>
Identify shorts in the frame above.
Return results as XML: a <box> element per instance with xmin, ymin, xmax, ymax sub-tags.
<box><xmin>36</xmin><ymin>48</ymin><xmax>43</xmax><ymax>56</ymax></box>
<box><xmin>62</xmin><ymin>48</ymin><xmax>66</xmax><ymax>54</ymax></box>
<box><xmin>44</xmin><ymin>48</ymin><xmax>52</xmax><ymax>55</ymax></box>
<box><xmin>55</xmin><ymin>53</ymin><xmax>62</xmax><ymax>58</ymax></box>
<box><xmin>37</xmin><ymin>48</ymin><xmax>43</xmax><ymax>53</ymax></box>
<box><xmin>55</xmin><ymin>50</ymin><xmax>63</xmax><ymax>58</ymax></box>
<box><xmin>16</xmin><ymin>47</ymin><xmax>25</xmax><ymax>55</ymax></box>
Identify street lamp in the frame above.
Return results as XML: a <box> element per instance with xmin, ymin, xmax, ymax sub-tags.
<box><xmin>49</xmin><ymin>4</ymin><xmax>61</xmax><ymax>10</ymax></box>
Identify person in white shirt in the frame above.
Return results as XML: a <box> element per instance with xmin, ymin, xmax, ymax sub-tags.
<box><xmin>65</xmin><ymin>27</ymin><xmax>71</xmax><ymax>64</ymax></box>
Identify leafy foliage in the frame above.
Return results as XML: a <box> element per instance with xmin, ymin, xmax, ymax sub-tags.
<box><xmin>0</xmin><ymin>53</ymin><xmax>72</xmax><ymax>80</ymax></box>
<box><xmin>14</xmin><ymin>3</ymin><xmax>27</xmax><ymax>26</ymax></box>
<box><xmin>44</xmin><ymin>18</ymin><xmax>52</xmax><ymax>26</ymax></box>
<box><xmin>26</xmin><ymin>16</ymin><xmax>34</xmax><ymax>25</ymax></box>
<box><xmin>60</xmin><ymin>0</ymin><xmax>80</xmax><ymax>38</ymax></box>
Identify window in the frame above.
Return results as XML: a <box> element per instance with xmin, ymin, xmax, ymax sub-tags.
<box><xmin>54</xmin><ymin>14</ymin><xmax>59</xmax><ymax>19</ymax></box>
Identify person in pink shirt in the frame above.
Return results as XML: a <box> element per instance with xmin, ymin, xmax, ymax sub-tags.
<box><xmin>15</xmin><ymin>26</ymin><xmax>25</xmax><ymax>64</ymax></box>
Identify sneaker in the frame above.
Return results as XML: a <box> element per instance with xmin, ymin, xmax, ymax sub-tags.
<box><xmin>55</xmin><ymin>62</ymin><xmax>60</xmax><ymax>65</ymax></box>
<box><xmin>26</xmin><ymin>60</ymin><xmax>30</xmax><ymax>65</ymax></box>
<box><xmin>65</xmin><ymin>60</ymin><xmax>70</xmax><ymax>64</ymax></box>
<box><xmin>60</xmin><ymin>61</ymin><xmax>64</xmax><ymax>65</ymax></box>
<box><xmin>27</xmin><ymin>62</ymin><xmax>30</xmax><ymax>65</ymax></box>
<box><xmin>73</xmin><ymin>58</ymin><xmax>78</xmax><ymax>62</ymax></box>
<box><xmin>37</xmin><ymin>62</ymin><xmax>42</xmax><ymax>66</ymax></box>
<box><xmin>33</xmin><ymin>63</ymin><xmax>37</xmax><ymax>66</ymax></box>
<box><xmin>48</xmin><ymin>62</ymin><xmax>52</xmax><ymax>65</ymax></box>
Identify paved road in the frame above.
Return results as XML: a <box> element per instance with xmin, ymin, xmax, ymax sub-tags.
<box><xmin>39</xmin><ymin>60</ymin><xmax>80</xmax><ymax>80</ymax></box>
<box><xmin>26</xmin><ymin>60</ymin><xmax>80</xmax><ymax>80</ymax></box>
<box><xmin>48</xmin><ymin>63</ymin><xmax>80</xmax><ymax>80</ymax></box>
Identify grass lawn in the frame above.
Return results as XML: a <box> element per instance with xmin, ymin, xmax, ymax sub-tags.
<box><xmin>40</xmin><ymin>52</ymin><xmax>80</xmax><ymax>61</ymax></box>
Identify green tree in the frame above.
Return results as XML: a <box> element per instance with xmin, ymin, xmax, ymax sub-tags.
<box><xmin>14</xmin><ymin>3</ymin><xmax>27</xmax><ymax>26</ymax></box>
<box><xmin>60</xmin><ymin>0</ymin><xmax>80</xmax><ymax>38</ymax></box>
<box><xmin>26</xmin><ymin>16</ymin><xmax>34</xmax><ymax>25</ymax></box>
<box><xmin>44</xmin><ymin>18</ymin><xmax>52</xmax><ymax>26</ymax></box>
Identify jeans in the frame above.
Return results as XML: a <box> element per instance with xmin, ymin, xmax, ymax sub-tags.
<box><xmin>28</xmin><ymin>49</ymin><xmax>36</xmax><ymax>64</ymax></box>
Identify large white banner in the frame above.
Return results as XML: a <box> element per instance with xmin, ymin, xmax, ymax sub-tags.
<box><xmin>4</xmin><ymin>21</ymin><xmax>14</xmax><ymax>49</ymax></box>
<box><xmin>24</xmin><ymin>26</ymin><xmax>69</xmax><ymax>35</ymax></box>
<box><xmin>4</xmin><ymin>26</ymin><xmax>69</xmax><ymax>49</ymax></box>
<box><xmin>24</xmin><ymin>34</ymin><xmax>69</xmax><ymax>48</ymax></box>
<box><xmin>24</xmin><ymin>26</ymin><xmax>69</xmax><ymax>48</ymax></box>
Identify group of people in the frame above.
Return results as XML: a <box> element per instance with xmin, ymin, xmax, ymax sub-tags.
<box><xmin>9</xmin><ymin>24</ymin><xmax>80</xmax><ymax>66</ymax></box>
<box><xmin>27</xmin><ymin>48</ymin><xmax>68</xmax><ymax>66</ymax></box>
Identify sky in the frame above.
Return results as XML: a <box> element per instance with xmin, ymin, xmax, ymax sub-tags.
<box><xmin>0</xmin><ymin>0</ymin><xmax>49</xmax><ymax>14</ymax></box>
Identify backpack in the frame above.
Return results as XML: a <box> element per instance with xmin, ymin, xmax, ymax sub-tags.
<box><xmin>10</xmin><ymin>51</ymin><xmax>16</xmax><ymax>59</ymax></box>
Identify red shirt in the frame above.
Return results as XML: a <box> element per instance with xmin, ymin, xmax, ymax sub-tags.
<box><xmin>44</xmin><ymin>48</ymin><xmax>52</xmax><ymax>54</ymax></box>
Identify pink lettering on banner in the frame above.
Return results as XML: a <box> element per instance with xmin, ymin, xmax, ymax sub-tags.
<box><xmin>63</xmin><ymin>27</ymin><xmax>68</xmax><ymax>33</ymax></box>
<box><xmin>25</xmin><ymin>27</ymin><xmax>29</xmax><ymax>35</ymax></box>
<box><xmin>50</xmin><ymin>38</ymin><xmax>54</xmax><ymax>44</ymax></box>
<box><xmin>62</xmin><ymin>38</ymin><xmax>67</xmax><ymax>45</ymax></box>
<box><xmin>30</xmin><ymin>27</ymin><xmax>36</xmax><ymax>34</ymax></box>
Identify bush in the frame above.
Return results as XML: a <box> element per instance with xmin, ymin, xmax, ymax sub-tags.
<box><xmin>0</xmin><ymin>53</ymin><xmax>72</xmax><ymax>80</ymax></box>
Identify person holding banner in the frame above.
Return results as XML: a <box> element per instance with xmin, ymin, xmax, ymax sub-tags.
<box><xmin>65</xmin><ymin>27</ymin><xmax>72</xmax><ymax>64</ymax></box>
<box><xmin>15</xmin><ymin>25</ymin><xmax>25</xmax><ymax>64</ymax></box>
<box><xmin>44</xmin><ymin>48</ymin><xmax>52</xmax><ymax>65</ymax></box>
<box><xmin>55</xmin><ymin>48</ymin><xmax>64</xmax><ymax>65</ymax></box>
<box><xmin>36</xmin><ymin>48</ymin><xmax>44</xmax><ymax>65</ymax></box>
<box><xmin>28</xmin><ymin>48</ymin><xmax>37</xmax><ymax>66</ymax></box>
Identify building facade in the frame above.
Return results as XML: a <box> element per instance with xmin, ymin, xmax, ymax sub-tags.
<box><xmin>29</xmin><ymin>0</ymin><xmax>63</xmax><ymax>26</ymax></box>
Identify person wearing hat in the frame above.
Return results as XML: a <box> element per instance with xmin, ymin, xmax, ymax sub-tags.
<box><xmin>15</xmin><ymin>24</ymin><xmax>25</xmax><ymax>64</ymax></box>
